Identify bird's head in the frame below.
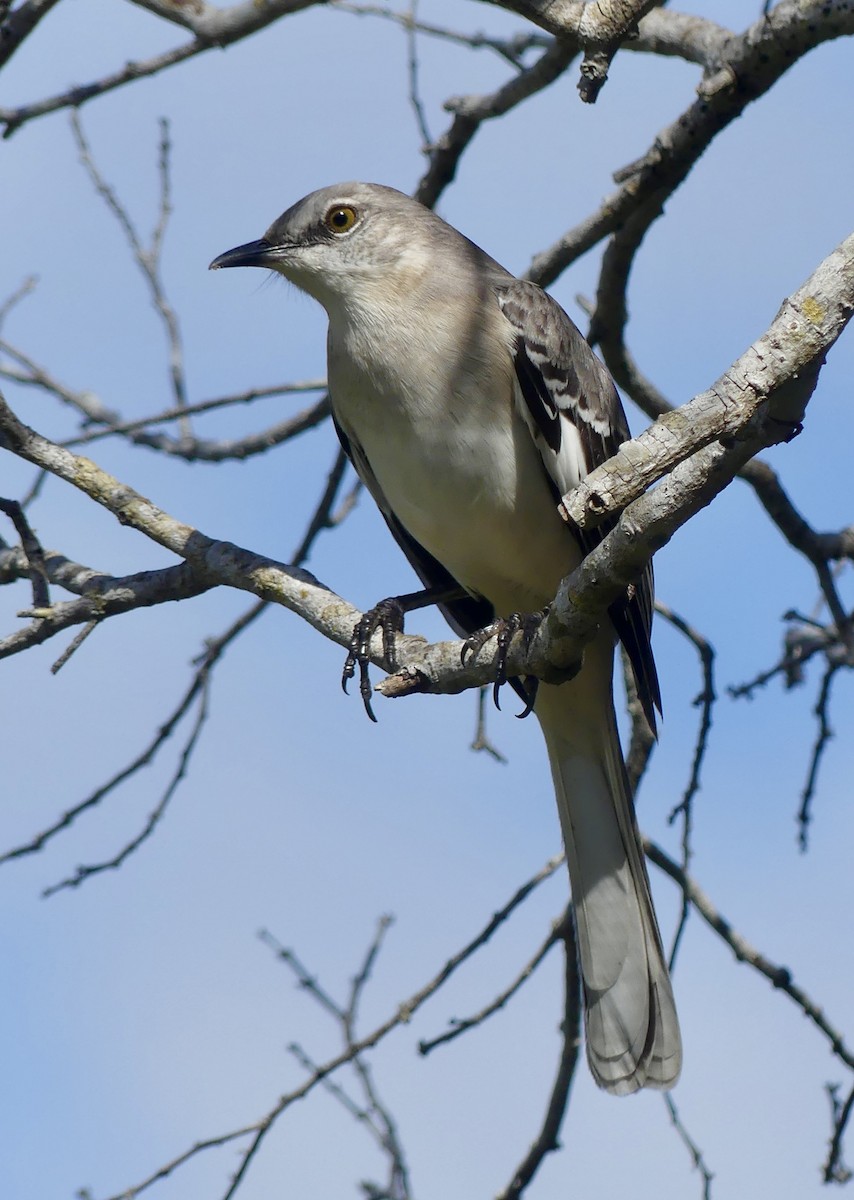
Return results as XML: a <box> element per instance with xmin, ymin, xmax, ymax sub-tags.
<box><xmin>209</xmin><ymin>182</ymin><xmax>449</xmax><ymax>311</ymax></box>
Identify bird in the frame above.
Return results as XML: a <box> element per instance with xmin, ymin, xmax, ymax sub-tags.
<box><xmin>210</xmin><ymin>181</ymin><xmax>681</xmax><ymax>1094</ymax></box>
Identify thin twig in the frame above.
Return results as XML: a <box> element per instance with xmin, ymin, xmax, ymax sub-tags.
<box><xmin>42</xmin><ymin>671</ymin><xmax>213</xmax><ymax>897</ymax></box>
<box><xmin>331</xmin><ymin>0</ymin><xmax>549</xmax><ymax>66</ymax></box>
<box><xmin>646</xmin><ymin>838</ymin><xmax>854</xmax><ymax>1071</ymax></box>
<box><xmin>621</xmin><ymin>648</ymin><xmax>655</xmax><ymax>794</ymax></box>
<box><xmin>415</xmin><ymin>36</ymin><xmax>578</xmax><ymax>210</ymax></box>
<box><xmin>0</xmin><ymin>595</ymin><xmax>245</xmax><ymax>872</ymax></box>
<box><xmin>71</xmin><ymin>112</ymin><xmax>190</xmax><ymax>431</ymax></box>
<box><xmin>50</xmin><ymin>618</ymin><xmax>99</xmax><ymax>674</ymax></box>
<box><xmin>663</xmin><ymin>1093</ymin><xmax>714</xmax><ymax>1200</ymax></box>
<box><xmin>824</xmin><ymin>1081</ymin><xmax>854</xmax><ymax>1184</ymax></box>
<box><xmin>405</xmin><ymin>0</ymin><xmax>433</xmax><ymax>149</ymax></box>
<box><xmin>261</xmin><ymin>917</ymin><xmax>411</xmax><ymax>1199</ymax></box>
<box><xmin>797</xmin><ymin>661</ymin><xmax>842</xmax><ymax>851</ymax></box>
<box><xmin>1</xmin><ymin>332</ymin><xmax>328</xmax><ymax>446</ymax></box>
<box><xmin>412</xmin><ymin>854</ymin><xmax>565</xmax><ymax>1022</ymax></box>
<box><xmin>495</xmin><ymin>907</ymin><xmax>580</xmax><ymax>1200</ymax></box>
<box><xmin>0</xmin><ymin>274</ymin><xmax>38</xmax><ymax>328</ymax></box>
<box><xmin>60</xmin><ymin>382</ymin><xmax>328</xmax><ymax>448</ymax></box>
<box><xmin>1</xmin><ymin>40</ymin><xmax>203</xmax><ymax>137</ymax></box>
<box><xmin>346</xmin><ymin>917</ymin><xmax>412</xmax><ymax>1200</ymax></box>
<box><xmin>291</xmin><ymin>447</ymin><xmax>350</xmax><ymax>564</ymax></box>
<box><xmin>470</xmin><ymin>685</ymin><xmax>508</xmax><ymax>762</ymax></box>
<box><xmin>0</xmin><ymin>496</ymin><xmax>50</xmax><ymax>607</ymax></box>
<box><xmin>286</xmin><ymin>1039</ymin><xmax>375</xmax><ymax>1125</ymax></box>
<box><xmin>6</xmin><ymin>444</ymin><xmax>352</xmax><ymax>889</ymax></box>
<box><xmin>418</xmin><ymin>916</ymin><xmax>561</xmax><ymax>1055</ymax></box>
<box><xmin>108</xmin><ymin>878</ymin><xmax>565</xmax><ymax>1200</ymax></box>
<box><xmin>655</xmin><ymin>603</ymin><xmax>716</xmax><ymax>969</ymax></box>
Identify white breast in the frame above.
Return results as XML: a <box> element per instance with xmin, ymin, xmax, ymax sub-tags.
<box><xmin>327</xmin><ymin>292</ymin><xmax>578</xmax><ymax>615</ymax></box>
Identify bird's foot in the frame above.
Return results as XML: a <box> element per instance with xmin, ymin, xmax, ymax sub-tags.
<box><xmin>461</xmin><ymin>607</ymin><xmax>548</xmax><ymax>718</ymax></box>
<box><xmin>342</xmin><ymin>597</ymin><xmax>406</xmax><ymax>722</ymax></box>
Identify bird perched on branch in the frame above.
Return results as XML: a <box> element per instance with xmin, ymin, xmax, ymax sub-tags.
<box><xmin>211</xmin><ymin>182</ymin><xmax>681</xmax><ymax>1094</ymax></box>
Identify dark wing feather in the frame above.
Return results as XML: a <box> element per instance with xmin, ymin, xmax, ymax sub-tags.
<box><xmin>496</xmin><ymin>280</ymin><xmax>661</xmax><ymax>730</ymax></box>
<box><xmin>332</xmin><ymin>415</ymin><xmax>494</xmax><ymax>639</ymax></box>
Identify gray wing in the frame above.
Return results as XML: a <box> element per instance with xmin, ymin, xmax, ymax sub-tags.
<box><xmin>496</xmin><ymin>279</ymin><xmax>661</xmax><ymax>730</ymax></box>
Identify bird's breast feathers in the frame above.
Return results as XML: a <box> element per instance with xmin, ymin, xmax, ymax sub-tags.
<box><xmin>328</xmin><ymin>312</ymin><xmax>578</xmax><ymax>612</ymax></box>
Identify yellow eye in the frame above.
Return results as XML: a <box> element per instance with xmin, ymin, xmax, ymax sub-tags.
<box><xmin>324</xmin><ymin>205</ymin><xmax>358</xmax><ymax>234</ymax></box>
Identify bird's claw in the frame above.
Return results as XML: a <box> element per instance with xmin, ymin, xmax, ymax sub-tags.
<box><xmin>461</xmin><ymin>607</ymin><xmax>548</xmax><ymax>718</ymax></box>
<box><xmin>342</xmin><ymin>597</ymin><xmax>406</xmax><ymax>722</ymax></box>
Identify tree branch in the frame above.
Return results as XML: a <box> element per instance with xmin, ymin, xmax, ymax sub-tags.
<box><xmin>3</xmin><ymin>217</ymin><xmax>849</xmax><ymax>701</ymax></box>
<box><xmin>529</xmin><ymin>1</ymin><xmax>854</xmax><ymax>286</ymax></box>
<box><xmin>0</xmin><ymin>0</ymin><xmax>61</xmax><ymax>70</ymax></box>
<box><xmin>415</xmin><ymin>35</ymin><xmax>578</xmax><ymax>210</ymax></box>
<box><xmin>418</xmin><ymin>916</ymin><xmax>562</xmax><ymax>1055</ymax></box>
<box><xmin>646</xmin><ymin>839</ymin><xmax>854</xmax><ymax>1072</ymax></box>
<box><xmin>566</xmin><ymin>232</ymin><xmax>854</xmax><ymax>532</ymax></box>
<box><xmin>495</xmin><ymin>907</ymin><xmax>580</xmax><ymax>1200</ymax></box>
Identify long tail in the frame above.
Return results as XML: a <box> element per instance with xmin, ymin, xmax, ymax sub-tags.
<box><xmin>535</xmin><ymin>660</ymin><xmax>681</xmax><ymax>1095</ymax></box>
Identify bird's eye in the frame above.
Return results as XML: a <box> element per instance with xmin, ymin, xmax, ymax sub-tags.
<box><xmin>324</xmin><ymin>205</ymin><xmax>358</xmax><ymax>234</ymax></box>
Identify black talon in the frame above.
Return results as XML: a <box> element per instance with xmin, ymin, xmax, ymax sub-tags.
<box><xmin>461</xmin><ymin>621</ymin><xmax>501</xmax><ymax>667</ymax></box>
<box><xmin>342</xmin><ymin>598</ymin><xmax>406</xmax><ymax>722</ymax></box>
<box><xmin>516</xmin><ymin>676</ymin><xmax>539</xmax><ymax>719</ymax></box>
<box><xmin>464</xmin><ymin>606</ymin><xmax>549</xmax><ymax>717</ymax></box>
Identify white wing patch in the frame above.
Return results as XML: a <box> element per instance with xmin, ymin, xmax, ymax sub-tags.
<box><xmin>512</xmin><ymin>375</ymin><xmax>589</xmax><ymax>497</ymax></box>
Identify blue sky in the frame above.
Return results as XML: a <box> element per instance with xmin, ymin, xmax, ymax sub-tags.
<box><xmin>2</xmin><ymin>3</ymin><xmax>854</xmax><ymax>1199</ymax></box>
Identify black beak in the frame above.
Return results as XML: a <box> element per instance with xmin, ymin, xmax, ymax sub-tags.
<box><xmin>209</xmin><ymin>238</ymin><xmax>276</xmax><ymax>271</ymax></box>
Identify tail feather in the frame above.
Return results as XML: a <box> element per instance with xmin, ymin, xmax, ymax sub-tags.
<box><xmin>536</xmin><ymin>673</ymin><xmax>681</xmax><ymax>1095</ymax></box>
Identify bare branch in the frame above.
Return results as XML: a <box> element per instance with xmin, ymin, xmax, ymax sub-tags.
<box><xmin>564</xmin><ymin>232</ymin><xmax>854</xmax><ymax>535</ymax></box>
<box><xmin>42</xmin><ymin>670</ymin><xmax>212</xmax><ymax>897</ymax></box>
<box><xmin>797</xmin><ymin>661</ymin><xmax>842</xmax><ymax>852</ymax></box>
<box><xmin>495</xmin><ymin>907</ymin><xmax>580</xmax><ymax>1200</ymax></box>
<box><xmin>1</xmin><ymin>41</ymin><xmax>206</xmax><ymax>137</ymax></box>
<box><xmin>418</xmin><ymin>916</ymin><xmax>562</xmax><ymax>1055</ymax></box>
<box><xmin>404</xmin><ymin>0</ymin><xmax>432</xmax><ymax>150</ymax></box>
<box><xmin>0</xmin><ymin>441</ymin><xmax>353</xmax><ymax>885</ymax></box>
<box><xmin>574</xmin><ymin>0</ymin><xmax>660</xmax><ymax>103</ymax></box>
<box><xmin>470</xmin><ymin>686</ymin><xmax>509</xmax><ymax>762</ymax></box>
<box><xmin>415</xmin><ymin>36</ymin><xmax>578</xmax><ymax>210</ymax></box>
<box><xmin>529</xmin><ymin>2</ymin><xmax>854</xmax><ymax>285</ymax></box>
<box><xmin>825</xmin><ymin>1082</ymin><xmax>854</xmax><ymax>1184</ymax></box>
<box><xmin>71</xmin><ymin>113</ymin><xmax>190</xmax><ymax>428</ymax></box>
<box><xmin>0</xmin><ymin>274</ymin><xmax>38</xmax><ymax>328</ymax></box>
<box><xmin>621</xmin><ymin>648</ymin><xmax>655</xmax><ymax>793</ymax></box>
<box><xmin>0</xmin><ymin>337</ymin><xmax>118</xmax><ymax>424</ymax></box>
<box><xmin>49</xmin><ymin>617</ymin><xmax>99</xmax><ymax>674</ymax></box>
<box><xmin>0</xmin><ymin>0</ymin><xmax>61</xmax><ymax>70</ymax></box>
<box><xmin>109</xmin><ymin>869</ymin><xmax>571</xmax><ymax>1200</ymax></box>
<box><xmin>1</xmin><ymin>205</ymin><xmax>850</xmax><ymax>703</ymax></box>
<box><xmin>630</xmin><ymin>9</ymin><xmax>731</xmax><ymax>67</ymax></box>
<box><xmin>0</xmin><ymin>558</ymin><xmax>213</xmax><ymax>663</ymax></box>
<box><xmin>727</xmin><ymin>617</ymin><xmax>836</xmax><ymax>700</ymax></box>
<box><xmin>262</xmin><ymin>916</ymin><xmax>411</xmax><ymax>1199</ymax></box>
<box><xmin>654</xmin><ymin>604</ymin><xmax>716</xmax><ymax>969</ymax></box>
<box><xmin>663</xmin><ymin>1093</ymin><xmax>714</xmax><ymax>1200</ymax></box>
<box><xmin>61</xmin><ymin>386</ymin><xmax>330</xmax><ymax>451</ymax></box>
<box><xmin>739</xmin><ymin>459</ymin><xmax>852</xmax><ymax>631</ymax></box>
<box><xmin>0</xmin><ymin>593</ymin><xmax>225</xmax><ymax>871</ymax></box>
<box><xmin>0</xmin><ymin>1</ymin><xmax>323</xmax><ymax>136</ymax></box>
<box><xmin>0</xmin><ymin>334</ymin><xmax>331</xmax><ymax>458</ymax></box>
<box><xmin>0</xmin><ymin>496</ymin><xmax>50</xmax><ymax>607</ymax></box>
<box><xmin>413</xmin><ymin>856</ymin><xmax>565</xmax><ymax>1044</ymax></box>
<box><xmin>646</xmin><ymin>839</ymin><xmax>854</xmax><ymax>1072</ymax></box>
<box><xmin>331</xmin><ymin>0</ymin><xmax>550</xmax><ymax>66</ymax></box>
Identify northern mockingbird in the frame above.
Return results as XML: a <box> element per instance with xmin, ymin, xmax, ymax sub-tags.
<box><xmin>211</xmin><ymin>182</ymin><xmax>681</xmax><ymax>1094</ymax></box>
